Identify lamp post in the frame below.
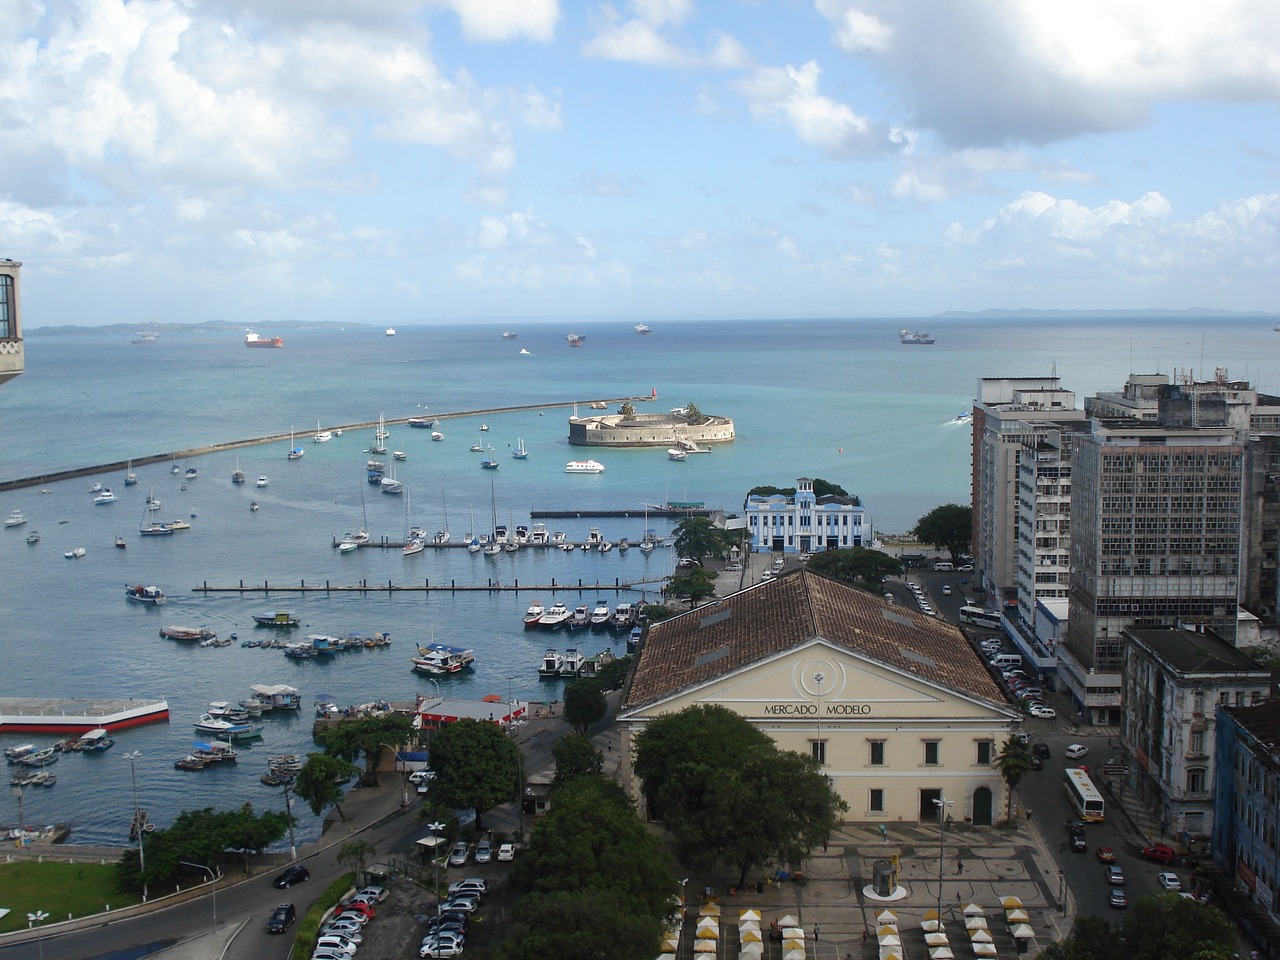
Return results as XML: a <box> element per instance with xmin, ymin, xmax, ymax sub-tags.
<box><xmin>27</xmin><ymin>910</ymin><xmax>49</xmax><ymax>960</ymax></box>
<box><xmin>179</xmin><ymin>860</ymin><xmax>217</xmax><ymax>928</ymax></box>
<box><xmin>933</xmin><ymin>795</ymin><xmax>954</xmax><ymax>919</ymax></box>
<box><xmin>427</xmin><ymin>821</ymin><xmax>446</xmax><ymax>913</ymax></box>
<box><xmin>123</xmin><ymin>750</ymin><xmax>147</xmax><ymax>900</ymax></box>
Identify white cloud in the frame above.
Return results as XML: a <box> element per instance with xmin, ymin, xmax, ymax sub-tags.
<box><xmin>432</xmin><ymin>0</ymin><xmax>561</xmax><ymax>42</ymax></box>
<box><xmin>814</xmin><ymin>0</ymin><xmax>1280</xmax><ymax>146</ymax></box>
<box><xmin>583</xmin><ymin>0</ymin><xmax>748</xmax><ymax>68</ymax></box>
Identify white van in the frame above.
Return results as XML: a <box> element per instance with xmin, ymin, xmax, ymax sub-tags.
<box><xmin>990</xmin><ymin>653</ymin><xmax>1022</xmax><ymax>670</ymax></box>
<box><xmin>933</xmin><ymin>561</ymin><xmax>954</xmax><ymax>571</ymax></box>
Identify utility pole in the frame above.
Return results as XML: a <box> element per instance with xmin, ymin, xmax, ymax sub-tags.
<box><xmin>281</xmin><ymin>782</ymin><xmax>297</xmax><ymax>860</ymax></box>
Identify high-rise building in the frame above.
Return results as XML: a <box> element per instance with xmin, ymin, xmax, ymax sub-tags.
<box><xmin>0</xmin><ymin>259</ymin><xmax>23</xmax><ymax>386</ymax></box>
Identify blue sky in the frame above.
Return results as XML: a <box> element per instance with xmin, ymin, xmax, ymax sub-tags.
<box><xmin>3</xmin><ymin>0</ymin><xmax>1279</xmax><ymax>326</ymax></box>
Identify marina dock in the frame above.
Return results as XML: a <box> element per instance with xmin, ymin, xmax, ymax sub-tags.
<box><xmin>0</xmin><ymin>697</ymin><xmax>170</xmax><ymax>734</ymax></box>
<box><xmin>193</xmin><ymin>577</ymin><xmax>669</xmax><ymax>595</ymax></box>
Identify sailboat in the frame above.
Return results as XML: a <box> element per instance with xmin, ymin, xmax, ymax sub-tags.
<box><xmin>287</xmin><ymin>428</ymin><xmax>305</xmax><ymax>460</ymax></box>
<box><xmin>403</xmin><ymin>488</ymin><xmax>426</xmax><ymax>556</ymax></box>
<box><xmin>466</xmin><ymin>505</ymin><xmax>481</xmax><ymax>553</ymax></box>
<box><xmin>139</xmin><ymin>489</ymin><xmax>172</xmax><ymax>536</ymax></box>
<box><xmin>124</xmin><ymin>460</ymin><xmax>139</xmax><ymax>486</ymax></box>
<box><xmin>512</xmin><ymin>438</ymin><xmax>528</xmax><ymax>460</ymax></box>
<box><xmin>231</xmin><ymin>456</ymin><xmax>246</xmax><ymax>484</ymax></box>
<box><xmin>340</xmin><ymin>486</ymin><xmax>370</xmax><ymax>547</ymax></box>
<box><xmin>380</xmin><ymin>460</ymin><xmax>404</xmax><ymax>495</ymax></box>
<box><xmin>370</xmin><ymin>412</ymin><xmax>388</xmax><ymax>455</ymax></box>
<box><xmin>481</xmin><ymin>445</ymin><xmax>500</xmax><ymax>470</ymax></box>
<box><xmin>314</xmin><ymin>419</ymin><xmax>332</xmax><ymax>443</ymax></box>
<box><xmin>433</xmin><ymin>485</ymin><xmax>451</xmax><ymax>544</ymax></box>
<box><xmin>639</xmin><ymin>503</ymin><xmax>656</xmax><ymax>554</ymax></box>
<box><xmin>483</xmin><ymin>482</ymin><xmax>501</xmax><ymax>556</ymax></box>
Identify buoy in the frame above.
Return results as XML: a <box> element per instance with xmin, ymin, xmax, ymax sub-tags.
<box><xmin>838</xmin><ymin>448</ymin><xmax>843</xmax><ymax>453</ymax></box>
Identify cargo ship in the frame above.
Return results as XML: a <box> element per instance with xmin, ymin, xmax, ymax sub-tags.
<box><xmin>245</xmin><ymin>332</ymin><xmax>284</xmax><ymax>348</ymax></box>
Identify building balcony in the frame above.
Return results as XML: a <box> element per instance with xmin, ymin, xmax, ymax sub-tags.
<box><xmin>0</xmin><ymin>337</ymin><xmax>23</xmax><ymax>386</ymax></box>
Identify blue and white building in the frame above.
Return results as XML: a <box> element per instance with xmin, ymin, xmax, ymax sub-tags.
<box><xmin>744</xmin><ymin>477</ymin><xmax>872</xmax><ymax>555</ymax></box>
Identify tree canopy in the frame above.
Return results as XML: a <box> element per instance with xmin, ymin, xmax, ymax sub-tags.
<box><xmin>672</xmin><ymin>516</ymin><xmax>727</xmax><ymax>560</ymax></box>
<box><xmin>550</xmin><ymin>733</ymin><xmax>604</xmax><ymax>791</ymax></box>
<box><xmin>1039</xmin><ymin>896</ymin><xmax>1235</xmax><ymax>960</ymax></box>
<box><xmin>746</xmin><ymin>478</ymin><xmax>850</xmax><ymax>499</ymax></box>
<box><xmin>664</xmin><ymin>566</ymin><xmax>719</xmax><ymax>605</ymax></box>
<box><xmin>914</xmin><ymin>503</ymin><xmax>972</xmax><ymax>559</ymax></box>
<box><xmin>500</xmin><ymin>777</ymin><xmax>677</xmax><ymax>960</ymax></box>
<box><xmin>563</xmin><ymin>678</ymin><xmax>608</xmax><ymax>734</ymax></box>
<box><xmin>429</xmin><ymin>718</ymin><xmax>523</xmax><ymax>831</ymax></box>
<box><xmin>315</xmin><ymin>713</ymin><xmax>416</xmax><ymax>786</ymax></box>
<box><xmin>804</xmin><ymin>547</ymin><xmax>902</xmax><ymax>590</ymax></box>
<box><xmin>633</xmin><ymin>704</ymin><xmax>847</xmax><ymax>886</ymax></box>
<box><xmin>294</xmin><ymin>753</ymin><xmax>360</xmax><ymax>821</ymax></box>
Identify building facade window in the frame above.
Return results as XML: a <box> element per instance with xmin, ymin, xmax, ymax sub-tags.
<box><xmin>923</xmin><ymin>740</ymin><xmax>940</xmax><ymax>765</ymax></box>
<box><xmin>869</xmin><ymin>740</ymin><xmax>885</xmax><ymax>766</ymax></box>
<box><xmin>811</xmin><ymin>739</ymin><xmax>827</xmax><ymax>765</ymax></box>
<box><xmin>869</xmin><ymin>788</ymin><xmax>884</xmax><ymax>813</ymax></box>
<box><xmin>977</xmin><ymin>740</ymin><xmax>994</xmax><ymax>765</ymax></box>
<box><xmin>1187</xmin><ymin>767</ymin><xmax>1206</xmax><ymax>792</ymax></box>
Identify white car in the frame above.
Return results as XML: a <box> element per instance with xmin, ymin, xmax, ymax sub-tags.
<box><xmin>1065</xmin><ymin>743</ymin><xmax>1089</xmax><ymax>759</ymax></box>
<box><xmin>1157</xmin><ymin>872</ymin><xmax>1182</xmax><ymax>891</ymax></box>
<box><xmin>448</xmin><ymin>878</ymin><xmax>487</xmax><ymax>896</ymax></box>
<box><xmin>316</xmin><ymin>936</ymin><xmax>361</xmax><ymax>955</ymax></box>
<box><xmin>409</xmin><ymin>770</ymin><xmax>435</xmax><ymax>785</ymax></box>
<box><xmin>497</xmin><ymin>842</ymin><xmax>515</xmax><ymax>862</ymax></box>
<box><xmin>1029</xmin><ymin>705</ymin><xmax>1056</xmax><ymax>719</ymax></box>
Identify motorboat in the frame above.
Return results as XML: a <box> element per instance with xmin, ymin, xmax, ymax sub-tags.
<box><xmin>256</xmin><ymin>476</ymin><xmax>268</xmax><ymax>487</ymax></box>
<box><xmin>385</xmin><ymin>327</ymin><xmax>396</xmax><ymax>336</ymax></box>
<box><xmin>551</xmin><ymin>530</ymin><xmax>566</xmax><ymax>544</ymax></box>
<box><xmin>17</xmin><ymin>747</ymin><xmax>58</xmax><ymax>767</ymax></box>
<box><xmin>252</xmin><ymin>611</ymin><xmax>300</xmax><ymax>628</ymax></box>
<box><xmin>559</xmin><ymin>648</ymin><xmax>586</xmax><ymax>676</ymax></box>
<box><xmin>93</xmin><ymin>489</ymin><xmax>117</xmax><ymax>504</ymax></box>
<box><xmin>667</xmin><ymin>448</ymin><xmax>688</xmax><ymax>461</ymax></box>
<box><xmin>538</xmin><ymin>649</ymin><xmax>564</xmax><ymax>677</ymax></box>
<box><xmin>539</xmin><ymin>601</ymin><xmax>571</xmax><ymax>629</ymax></box>
<box><xmin>393</xmin><ymin>451</ymin><xmax>407</xmax><ymax>461</ymax></box>
<box><xmin>114</xmin><ymin>536</ymin><xmax>127</xmax><ymax>549</ymax></box>
<box><xmin>64</xmin><ymin>547</ymin><xmax>86</xmax><ymax>559</ymax></box>
<box><xmin>522</xmin><ymin>600</ymin><xmax>545</xmax><ymax>629</ymax></box>
<box><xmin>431</xmin><ymin>431</ymin><xmax>444</xmax><ymax>441</ymax></box>
<box><xmin>610</xmin><ymin>602</ymin><xmax>637</xmax><ymax>631</ymax></box>
<box><xmin>126</xmin><ymin>584</ymin><xmax>166</xmax><ymax>605</ymax></box>
<box><xmin>514</xmin><ymin>525</ymin><xmax>529</xmax><ymax>543</ymax></box>
<box><xmin>433</xmin><ymin>530</ymin><xmax>451</xmax><ymax>545</ymax></box>
<box><xmin>565</xmin><ymin>459</ymin><xmax>605</xmax><ymax>474</ymax></box>
<box><xmin>160</xmin><ymin>625</ymin><xmax>217</xmax><ymax>642</ymax></box>
<box><xmin>411</xmin><ymin>643</ymin><xmax>476</xmax><ymax>674</ymax></box>
<box><xmin>634</xmin><ymin>323</ymin><xmax>652</xmax><ymax>334</ymax></box>
<box><xmin>590</xmin><ymin>600</ymin><xmax>612</xmax><ymax>628</ymax></box>
<box><xmin>25</xmin><ymin>531</ymin><xmax>40</xmax><ymax>544</ymax></box>
<box><xmin>599</xmin><ymin>540</ymin><xmax>612</xmax><ymax>553</ymax></box>
<box><xmin>586</xmin><ymin>528</ymin><xmax>603</xmax><ymax>548</ymax></box>
<box><xmin>89</xmin><ymin>481</ymin><xmax>102</xmax><ymax>493</ymax></box>
<box><xmin>5</xmin><ymin>510</ymin><xmax>26</xmax><ymax>527</ymax></box>
<box><xmin>529</xmin><ymin>523</ymin><xmax>549</xmax><ymax>544</ymax></box>
<box><xmin>568</xmin><ymin>605</ymin><xmax>590</xmax><ymax>631</ymax></box>
<box><xmin>193</xmin><ymin>713</ymin><xmax>240</xmax><ymax>735</ymax></box>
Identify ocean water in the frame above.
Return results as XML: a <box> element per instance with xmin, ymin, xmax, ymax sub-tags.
<box><xmin>0</xmin><ymin>315</ymin><xmax>1273</xmax><ymax>844</ymax></box>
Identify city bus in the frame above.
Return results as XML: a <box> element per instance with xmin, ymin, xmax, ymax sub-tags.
<box><xmin>1063</xmin><ymin>767</ymin><xmax>1105</xmax><ymax>822</ymax></box>
<box><xmin>959</xmin><ymin>605</ymin><xmax>1003</xmax><ymax>629</ymax></box>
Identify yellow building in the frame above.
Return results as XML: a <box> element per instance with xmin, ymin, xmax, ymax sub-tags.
<box><xmin>618</xmin><ymin>570</ymin><xmax>1020</xmax><ymax>825</ymax></box>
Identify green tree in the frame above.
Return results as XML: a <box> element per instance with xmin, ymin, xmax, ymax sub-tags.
<box><xmin>594</xmin><ymin>653</ymin><xmax>632</xmax><ymax>692</ymax></box>
<box><xmin>316</xmin><ymin>713</ymin><xmax>417</xmax><ymax>787</ymax></box>
<box><xmin>551</xmin><ymin>733</ymin><xmax>604</xmax><ymax>791</ymax></box>
<box><xmin>500</xmin><ymin>888</ymin><xmax>668</xmax><ymax>960</ymax></box>
<box><xmin>634</xmin><ymin>705</ymin><xmax>846</xmax><ymax>886</ymax></box>
<box><xmin>294</xmin><ymin>753</ymin><xmax>360</xmax><ymax>821</ymax></box>
<box><xmin>116</xmin><ymin>804</ymin><xmax>289</xmax><ymax>891</ymax></box>
<box><xmin>804</xmin><ymin>548</ymin><xmax>902</xmax><ymax>589</ymax></box>
<box><xmin>995</xmin><ymin>735</ymin><xmax>1034</xmax><ymax>824</ymax></box>
<box><xmin>619</xmin><ymin>402</ymin><xmax>636</xmax><ymax>420</ymax></box>
<box><xmin>563</xmin><ymin>679</ymin><xmax>607</xmax><ymax>735</ymax></box>
<box><xmin>672</xmin><ymin>516</ymin><xmax>726</xmax><ymax>560</ymax></box>
<box><xmin>746</xmin><ymin>479</ymin><xmax>849</xmax><ymax>499</ymax></box>
<box><xmin>338</xmin><ymin>839</ymin><xmax>376</xmax><ymax>881</ymax></box>
<box><xmin>665</xmin><ymin>567</ymin><xmax>718</xmax><ymax>605</ymax></box>
<box><xmin>430</xmin><ymin>718</ymin><xmax>523</xmax><ymax>832</ymax></box>
<box><xmin>1039</xmin><ymin>897</ymin><xmax>1235</xmax><ymax>960</ymax></box>
<box><xmin>914</xmin><ymin>503</ymin><xmax>972</xmax><ymax>560</ymax></box>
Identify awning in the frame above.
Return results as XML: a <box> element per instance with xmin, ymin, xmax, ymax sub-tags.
<box><xmin>740</xmin><ymin>929</ymin><xmax>762</xmax><ymax>943</ymax></box>
<box><xmin>926</xmin><ymin>932</ymin><xmax>950</xmax><ymax>946</ymax></box>
<box><xmin>739</xmin><ymin>946</ymin><xmax>764</xmax><ymax>959</ymax></box>
<box><xmin>1000</xmin><ymin>896</ymin><xmax>1023</xmax><ymax>909</ymax></box>
<box><xmin>877</xmin><ymin>934</ymin><xmax>901</xmax><ymax>947</ymax></box>
<box><xmin>877</xmin><ymin>909</ymin><xmax>899</xmax><ymax>924</ymax></box>
<box><xmin>694</xmin><ymin>939</ymin><xmax>718</xmax><ymax>953</ymax></box>
<box><xmin>1010</xmin><ymin>923</ymin><xmax>1035</xmax><ymax>939</ymax></box>
<box><xmin>963</xmin><ymin>903</ymin><xmax>985</xmax><ymax>917</ymax></box>
<box><xmin>929</xmin><ymin>948</ymin><xmax>955</xmax><ymax>960</ymax></box>
<box><xmin>965</xmin><ymin>918</ymin><xmax>989</xmax><ymax>931</ymax></box>
<box><xmin>970</xmin><ymin>930</ymin><xmax>994</xmax><ymax>943</ymax></box>
<box><xmin>973</xmin><ymin>943</ymin><xmax>997</xmax><ymax>957</ymax></box>
<box><xmin>878</xmin><ymin>925</ymin><xmax>899</xmax><ymax>937</ymax></box>
<box><xmin>1005</xmin><ymin>909</ymin><xmax>1029</xmax><ymax>923</ymax></box>
<box><xmin>700</xmin><ymin>902</ymin><xmax>721</xmax><ymax>918</ymax></box>
<box><xmin>739</xmin><ymin>909</ymin><xmax>761</xmax><ymax>923</ymax></box>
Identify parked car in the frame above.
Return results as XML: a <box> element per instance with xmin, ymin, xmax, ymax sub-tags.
<box><xmin>474</xmin><ymin>840</ymin><xmax>493</xmax><ymax>864</ymax></box>
<box><xmin>422</xmin><ymin>932</ymin><xmax>466</xmax><ymax>950</ymax></box>
<box><xmin>1032</xmin><ymin>742</ymin><xmax>1051</xmax><ymax>758</ymax></box>
<box><xmin>448</xmin><ymin>879</ymin><xmax>487</xmax><ymax>897</ymax></box>
<box><xmin>266</xmin><ymin>903</ymin><xmax>296</xmax><ymax>934</ymax></box>
<box><xmin>497</xmin><ymin>842</ymin><xmax>515</xmax><ymax>862</ymax></box>
<box><xmin>320</xmin><ymin>925</ymin><xmax>363</xmax><ymax>943</ymax></box>
<box><xmin>337</xmin><ymin>901</ymin><xmax>375</xmax><ymax>919</ymax></box>
<box><xmin>449</xmin><ymin>841</ymin><xmax>470</xmax><ymax>866</ymax></box>
<box><xmin>332</xmin><ymin>912</ymin><xmax>370</xmax><ymax>927</ymax></box>
<box><xmin>1157</xmin><ymin>872</ymin><xmax>1182</xmax><ymax>891</ymax></box>
<box><xmin>1065</xmin><ymin>743</ymin><xmax>1089</xmax><ymax>759</ymax></box>
<box><xmin>1109</xmin><ymin>890</ymin><xmax>1128</xmax><ymax>909</ymax></box>
<box><xmin>1106</xmin><ymin>865</ymin><xmax>1126</xmax><ymax>885</ymax></box>
<box><xmin>353</xmin><ymin>886</ymin><xmax>388</xmax><ymax>903</ymax></box>
<box><xmin>273</xmin><ymin>865</ymin><xmax>310</xmax><ymax>888</ymax></box>
<box><xmin>419</xmin><ymin>944</ymin><xmax>464</xmax><ymax>959</ymax></box>
<box><xmin>1096</xmin><ymin>847</ymin><xmax>1116</xmax><ymax>863</ymax></box>
<box><xmin>409</xmin><ymin>770</ymin><xmax>435</xmax><ymax>785</ymax></box>
<box><xmin>440</xmin><ymin>896</ymin><xmax>480</xmax><ymax>914</ymax></box>
<box><xmin>316</xmin><ymin>935</ymin><xmax>361</xmax><ymax>955</ymax></box>
<box><xmin>311</xmin><ymin>951</ymin><xmax>355</xmax><ymax>960</ymax></box>
<box><xmin>1141</xmin><ymin>844</ymin><xmax>1177</xmax><ymax>863</ymax></box>
<box><xmin>1029</xmin><ymin>705</ymin><xmax>1056</xmax><ymax>719</ymax></box>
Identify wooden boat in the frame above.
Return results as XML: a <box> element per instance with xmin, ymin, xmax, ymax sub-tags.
<box><xmin>174</xmin><ymin>756</ymin><xmax>207</xmax><ymax>771</ymax></box>
<box><xmin>125</xmin><ymin>584</ymin><xmax>166</xmax><ymax>605</ymax></box>
<box><xmin>252</xmin><ymin>611</ymin><xmax>300</xmax><ymax>628</ymax></box>
<box><xmin>75</xmin><ymin>728</ymin><xmax>114</xmax><ymax>752</ymax></box>
<box><xmin>160</xmin><ymin>625</ymin><xmax>217</xmax><ymax>641</ymax></box>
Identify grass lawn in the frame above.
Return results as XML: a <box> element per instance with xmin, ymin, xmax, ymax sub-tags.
<box><xmin>0</xmin><ymin>860</ymin><xmax>138</xmax><ymax>934</ymax></box>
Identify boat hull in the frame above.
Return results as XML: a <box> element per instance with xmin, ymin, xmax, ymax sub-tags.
<box><xmin>0</xmin><ymin>698</ymin><xmax>170</xmax><ymax>735</ymax></box>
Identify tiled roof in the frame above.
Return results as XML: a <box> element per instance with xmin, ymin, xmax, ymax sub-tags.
<box><xmin>625</xmin><ymin>569</ymin><xmax>1006</xmax><ymax>710</ymax></box>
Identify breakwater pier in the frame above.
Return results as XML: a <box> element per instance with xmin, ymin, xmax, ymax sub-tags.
<box><xmin>0</xmin><ymin>395</ymin><xmax>654</xmax><ymax>492</ymax></box>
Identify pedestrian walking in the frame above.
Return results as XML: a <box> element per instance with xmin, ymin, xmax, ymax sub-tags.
<box><xmin>863</xmin><ymin>926</ymin><xmax>869</xmax><ymax>943</ymax></box>
<box><xmin>814</xmin><ymin>924</ymin><xmax>821</xmax><ymax>942</ymax></box>
<box><xmin>957</xmin><ymin>860</ymin><xmax>964</xmax><ymax>875</ymax></box>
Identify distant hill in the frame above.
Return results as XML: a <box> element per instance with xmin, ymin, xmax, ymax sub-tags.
<box><xmin>934</xmin><ymin>307</ymin><xmax>1274</xmax><ymax>319</ymax></box>
<box><xmin>26</xmin><ymin>320</ymin><xmax>366</xmax><ymax>337</ymax></box>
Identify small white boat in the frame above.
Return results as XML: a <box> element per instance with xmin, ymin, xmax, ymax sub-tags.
<box><xmin>385</xmin><ymin>327</ymin><xmax>396</xmax><ymax>336</ymax></box>
<box><xmin>256</xmin><ymin>476</ymin><xmax>269</xmax><ymax>487</ymax></box>
<box><xmin>667</xmin><ymin>448</ymin><xmax>688</xmax><ymax>462</ymax></box>
<box><xmin>5</xmin><ymin>510</ymin><xmax>26</xmax><ymax>527</ymax></box>
<box><xmin>470</xmin><ymin>439</ymin><xmax>484</xmax><ymax>452</ymax></box>
<box><xmin>540</xmin><ymin>602</ymin><xmax>571</xmax><ymax>628</ymax></box>
<box><xmin>64</xmin><ymin>547</ymin><xmax>86</xmax><ymax>559</ymax></box>
<box><xmin>249</xmin><ymin>501</ymin><xmax>260</xmax><ymax>512</ymax></box>
<box><xmin>338</xmin><ymin>540</ymin><xmax>359</xmax><ymax>554</ymax></box>
<box><xmin>93</xmin><ymin>489</ymin><xmax>117</xmax><ymax>504</ymax></box>
<box><xmin>431</xmin><ymin>431</ymin><xmax>444</xmax><ymax>441</ymax></box>
<box><xmin>565</xmin><ymin>459</ymin><xmax>605</xmax><ymax>474</ymax></box>
<box><xmin>523</xmin><ymin>600</ymin><xmax>545</xmax><ymax>629</ymax></box>
<box><xmin>393</xmin><ymin>451</ymin><xmax>407</xmax><ymax>461</ymax></box>
<box><xmin>146</xmin><ymin>494</ymin><xmax>161</xmax><ymax>510</ymax></box>
<box><xmin>89</xmin><ymin>481</ymin><xmax>102</xmax><ymax>493</ymax></box>
<box><xmin>480</xmin><ymin>424</ymin><xmax>489</xmax><ymax>432</ymax></box>
<box><xmin>519</xmin><ymin>348</ymin><xmax>530</xmax><ymax>355</ymax></box>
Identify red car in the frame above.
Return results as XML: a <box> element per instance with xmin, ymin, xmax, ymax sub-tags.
<box><xmin>1141</xmin><ymin>844</ymin><xmax>1176</xmax><ymax>864</ymax></box>
<box><xmin>1096</xmin><ymin>847</ymin><xmax>1116</xmax><ymax>863</ymax></box>
<box><xmin>338</xmin><ymin>901</ymin><xmax>377</xmax><ymax>919</ymax></box>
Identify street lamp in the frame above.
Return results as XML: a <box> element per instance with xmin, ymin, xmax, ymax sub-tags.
<box><xmin>933</xmin><ymin>795</ymin><xmax>954</xmax><ymax>919</ymax></box>
<box><xmin>123</xmin><ymin>750</ymin><xmax>147</xmax><ymax>901</ymax></box>
<box><xmin>179</xmin><ymin>860</ymin><xmax>218</xmax><ymax>928</ymax></box>
<box><xmin>27</xmin><ymin>910</ymin><xmax>49</xmax><ymax>960</ymax></box>
<box><xmin>427</xmin><ymin>821</ymin><xmax>446</xmax><ymax>913</ymax></box>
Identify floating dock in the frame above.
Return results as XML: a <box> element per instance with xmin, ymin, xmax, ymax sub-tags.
<box><xmin>0</xmin><ymin>697</ymin><xmax>170</xmax><ymax>734</ymax></box>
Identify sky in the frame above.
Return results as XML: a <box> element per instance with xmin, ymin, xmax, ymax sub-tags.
<box><xmin>3</xmin><ymin>0</ymin><xmax>1280</xmax><ymax>327</ymax></box>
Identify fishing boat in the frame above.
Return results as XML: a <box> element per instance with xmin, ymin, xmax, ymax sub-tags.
<box><xmin>160</xmin><ymin>625</ymin><xmax>217</xmax><ymax>642</ymax></box>
<box><xmin>565</xmin><ymin>459</ymin><xmax>605</xmax><ymax>474</ymax></box>
<box><xmin>125</xmin><ymin>584</ymin><xmax>166</xmax><ymax>605</ymax></box>
<box><xmin>232</xmin><ymin>457</ymin><xmax>245</xmax><ymax>484</ymax></box>
<box><xmin>899</xmin><ymin>327</ymin><xmax>935</xmax><ymax>345</ymax></box>
<box><xmin>18</xmin><ymin>747</ymin><xmax>58</xmax><ymax>767</ymax></box>
<box><xmin>252</xmin><ymin>611</ymin><xmax>301</xmax><ymax>628</ymax></box>
<box><xmin>93</xmin><ymin>489</ymin><xmax>117</xmax><ymax>504</ymax></box>
<box><xmin>174</xmin><ymin>756</ymin><xmax>207</xmax><ymax>771</ymax></box>
<box><xmin>314</xmin><ymin>420</ymin><xmax>332</xmax><ymax>443</ymax></box>
<box><xmin>512</xmin><ymin>438</ymin><xmax>528</xmax><ymax>460</ymax></box>
<box><xmin>287</xmin><ymin>428</ymin><xmax>304</xmax><ymax>460</ymax></box>
<box><xmin>411</xmin><ymin>643</ymin><xmax>476</xmax><ymax>674</ymax></box>
<box><xmin>4</xmin><ymin>744</ymin><xmax>38</xmax><ymax>762</ymax></box>
<box><xmin>522</xmin><ymin>600</ymin><xmax>545</xmax><ymax>629</ymax></box>
<box><xmin>5</xmin><ymin>510</ymin><xmax>26</xmax><ymax>527</ymax></box>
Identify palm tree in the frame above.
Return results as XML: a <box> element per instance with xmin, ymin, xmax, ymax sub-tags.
<box><xmin>338</xmin><ymin>838</ymin><xmax>376</xmax><ymax>882</ymax></box>
<box><xmin>995</xmin><ymin>734</ymin><xmax>1034</xmax><ymax>823</ymax></box>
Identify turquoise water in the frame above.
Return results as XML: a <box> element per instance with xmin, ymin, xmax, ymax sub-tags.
<box><xmin>0</xmin><ymin>315</ymin><xmax>1272</xmax><ymax>843</ymax></box>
